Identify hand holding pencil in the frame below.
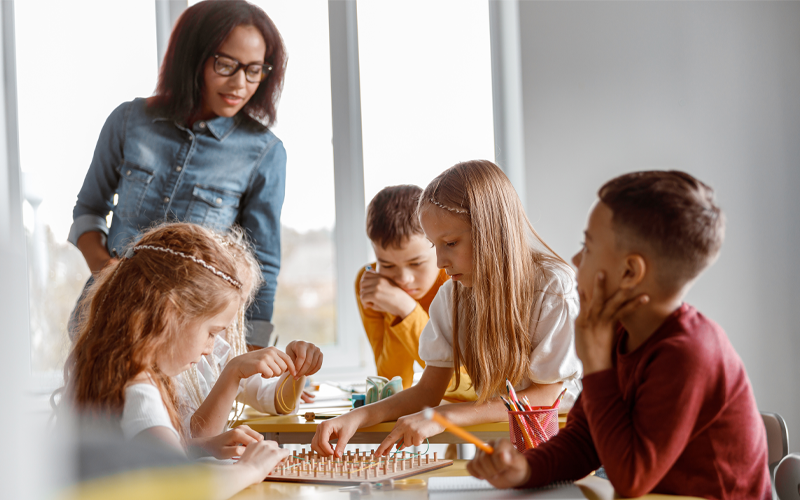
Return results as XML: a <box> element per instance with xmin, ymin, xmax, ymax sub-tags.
<box><xmin>466</xmin><ymin>438</ymin><xmax>532</xmax><ymax>489</ymax></box>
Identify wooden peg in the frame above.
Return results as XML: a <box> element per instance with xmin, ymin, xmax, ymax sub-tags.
<box><xmin>434</xmin><ymin>452</ymin><xmax>438</xmax><ymax>462</ymax></box>
<box><xmin>426</xmin><ymin>454</ymin><xmax>430</xmax><ymax>464</ymax></box>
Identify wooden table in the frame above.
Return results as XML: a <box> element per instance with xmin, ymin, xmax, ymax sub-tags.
<box><xmin>230</xmin><ymin>459</ymin><xmax>702</xmax><ymax>500</ymax></box>
<box><xmin>234</xmin><ymin>407</ymin><xmax>567</xmax><ymax>446</ymax></box>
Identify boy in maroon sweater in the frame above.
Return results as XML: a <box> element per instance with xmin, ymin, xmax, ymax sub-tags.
<box><xmin>467</xmin><ymin>171</ymin><xmax>771</xmax><ymax>499</ymax></box>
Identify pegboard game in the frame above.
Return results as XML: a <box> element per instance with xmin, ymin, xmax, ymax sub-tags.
<box><xmin>262</xmin><ymin>447</ymin><xmax>452</xmax><ymax>486</ymax></box>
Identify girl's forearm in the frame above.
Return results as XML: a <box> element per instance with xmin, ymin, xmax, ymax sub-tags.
<box><xmin>211</xmin><ymin>464</ymin><xmax>262</xmax><ymax>500</ymax></box>
<box><xmin>353</xmin><ymin>382</ymin><xmax>445</xmax><ymax>428</ymax></box>
<box><xmin>436</xmin><ymin>399</ymin><xmax>507</xmax><ymax>426</ymax></box>
<box><xmin>435</xmin><ymin>382</ymin><xmax>564</xmax><ymax>427</ymax></box>
<box><xmin>190</xmin><ymin>368</ymin><xmax>241</xmax><ymax>437</ymax></box>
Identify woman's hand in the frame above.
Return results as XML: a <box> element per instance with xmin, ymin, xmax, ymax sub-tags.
<box><xmin>285</xmin><ymin>341</ymin><xmax>323</xmax><ymax>378</ymax></box>
<box><xmin>235</xmin><ymin>439</ymin><xmax>292</xmax><ymax>483</ymax></box>
<box><xmin>466</xmin><ymin>439</ymin><xmax>531</xmax><ymax>489</ymax></box>
<box><xmin>228</xmin><ymin>347</ymin><xmax>296</xmax><ymax>381</ymax></box>
<box><xmin>310</xmin><ymin>410</ymin><xmax>365</xmax><ymax>458</ymax></box>
<box><xmin>189</xmin><ymin>425</ymin><xmax>264</xmax><ymax>459</ymax></box>
<box><xmin>374</xmin><ymin>409</ymin><xmax>445</xmax><ymax>456</ymax></box>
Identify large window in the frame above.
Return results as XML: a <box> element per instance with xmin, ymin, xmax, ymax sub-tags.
<box><xmin>15</xmin><ymin>0</ymin><xmax>497</xmax><ymax>379</ymax></box>
<box><xmin>15</xmin><ymin>1</ymin><xmax>158</xmax><ymax>374</ymax></box>
<box><xmin>245</xmin><ymin>1</ymin><xmax>339</xmax><ymax>349</ymax></box>
<box><xmin>357</xmin><ymin>0</ymin><xmax>495</xmax><ymax>206</ymax></box>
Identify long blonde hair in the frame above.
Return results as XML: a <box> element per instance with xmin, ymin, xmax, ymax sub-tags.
<box><xmin>419</xmin><ymin>160</ymin><xmax>569</xmax><ymax>403</ymax></box>
<box><xmin>178</xmin><ymin>226</ymin><xmax>263</xmax><ymax>432</ymax></box>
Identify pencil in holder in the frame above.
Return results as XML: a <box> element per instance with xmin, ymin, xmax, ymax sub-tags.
<box><xmin>507</xmin><ymin>409</ymin><xmax>559</xmax><ymax>452</ymax></box>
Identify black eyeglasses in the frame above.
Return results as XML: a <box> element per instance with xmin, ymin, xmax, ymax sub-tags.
<box><xmin>213</xmin><ymin>54</ymin><xmax>273</xmax><ymax>83</ymax></box>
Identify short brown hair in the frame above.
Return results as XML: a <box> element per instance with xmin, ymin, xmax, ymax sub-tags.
<box><xmin>367</xmin><ymin>185</ymin><xmax>424</xmax><ymax>249</ymax></box>
<box><xmin>599</xmin><ymin>170</ymin><xmax>725</xmax><ymax>291</ymax></box>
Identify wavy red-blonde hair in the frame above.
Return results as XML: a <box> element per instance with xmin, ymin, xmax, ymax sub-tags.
<box><xmin>63</xmin><ymin>223</ymin><xmax>245</xmax><ymax>439</ymax></box>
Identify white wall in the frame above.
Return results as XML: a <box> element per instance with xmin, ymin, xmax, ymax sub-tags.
<box><xmin>518</xmin><ymin>1</ymin><xmax>800</xmax><ymax>450</ymax></box>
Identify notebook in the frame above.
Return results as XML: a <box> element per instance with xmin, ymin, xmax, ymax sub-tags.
<box><xmin>427</xmin><ymin>476</ymin><xmax>585</xmax><ymax>499</ymax></box>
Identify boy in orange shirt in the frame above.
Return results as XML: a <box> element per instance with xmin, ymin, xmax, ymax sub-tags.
<box><xmin>357</xmin><ymin>185</ymin><xmax>473</xmax><ymax>399</ymax></box>
<box><xmin>467</xmin><ymin>171</ymin><xmax>770</xmax><ymax>499</ymax></box>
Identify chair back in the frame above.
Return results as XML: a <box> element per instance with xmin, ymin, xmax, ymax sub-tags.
<box><xmin>762</xmin><ymin>411</ymin><xmax>790</xmax><ymax>477</ymax></box>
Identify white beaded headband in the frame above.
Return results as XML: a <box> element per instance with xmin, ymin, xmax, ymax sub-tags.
<box><xmin>125</xmin><ymin>245</ymin><xmax>242</xmax><ymax>289</ymax></box>
<box><xmin>429</xmin><ymin>196</ymin><xmax>470</xmax><ymax>215</ymax></box>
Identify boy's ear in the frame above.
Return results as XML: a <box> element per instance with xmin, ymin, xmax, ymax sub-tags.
<box><xmin>620</xmin><ymin>254</ymin><xmax>646</xmax><ymax>289</ymax></box>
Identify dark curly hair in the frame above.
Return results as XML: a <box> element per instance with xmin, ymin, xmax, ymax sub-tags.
<box><xmin>152</xmin><ymin>0</ymin><xmax>286</xmax><ymax>127</ymax></box>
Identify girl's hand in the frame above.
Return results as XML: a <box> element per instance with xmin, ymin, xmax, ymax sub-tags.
<box><xmin>466</xmin><ymin>439</ymin><xmax>531</xmax><ymax>489</ymax></box>
<box><xmin>374</xmin><ymin>409</ymin><xmax>445</xmax><ymax>456</ymax></box>
<box><xmin>190</xmin><ymin>425</ymin><xmax>264</xmax><ymax>459</ymax></box>
<box><xmin>301</xmin><ymin>390</ymin><xmax>315</xmax><ymax>404</ymax></box>
<box><xmin>575</xmin><ymin>272</ymin><xmax>648</xmax><ymax>375</ymax></box>
<box><xmin>311</xmin><ymin>411</ymin><xmax>365</xmax><ymax>458</ymax></box>
<box><xmin>285</xmin><ymin>341</ymin><xmax>323</xmax><ymax>378</ymax></box>
<box><xmin>228</xmin><ymin>347</ymin><xmax>297</xmax><ymax>381</ymax></box>
<box><xmin>235</xmin><ymin>440</ymin><xmax>292</xmax><ymax>483</ymax></box>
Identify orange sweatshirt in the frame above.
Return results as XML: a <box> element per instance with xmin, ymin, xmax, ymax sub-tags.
<box><xmin>356</xmin><ymin>265</ymin><xmax>449</xmax><ymax>389</ymax></box>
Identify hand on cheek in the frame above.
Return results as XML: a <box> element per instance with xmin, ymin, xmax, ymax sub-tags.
<box><xmin>575</xmin><ymin>272</ymin><xmax>649</xmax><ymax>375</ymax></box>
<box><xmin>360</xmin><ymin>272</ymin><xmax>416</xmax><ymax>318</ymax></box>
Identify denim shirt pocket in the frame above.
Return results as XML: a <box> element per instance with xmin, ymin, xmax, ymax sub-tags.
<box><xmin>115</xmin><ymin>162</ymin><xmax>155</xmax><ymax>219</ymax></box>
<box><xmin>186</xmin><ymin>185</ymin><xmax>242</xmax><ymax>229</ymax></box>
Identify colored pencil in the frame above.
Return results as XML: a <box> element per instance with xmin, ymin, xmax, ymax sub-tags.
<box><xmin>422</xmin><ymin>408</ymin><xmax>494</xmax><ymax>454</ymax></box>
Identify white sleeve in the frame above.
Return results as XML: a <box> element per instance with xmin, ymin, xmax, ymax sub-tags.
<box><xmin>235</xmin><ymin>375</ymin><xmax>295</xmax><ymax>415</ymax></box>
<box><xmin>419</xmin><ymin>280</ymin><xmax>456</xmax><ymax>368</ymax></box>
<box><xmin>121</xmin><ymin>384</ymin><xmax>181</xmax><ymax>442</ymax></box>
<box><xmin>527</xmin><ymin>265</ymin><xmax>583</xmax><ymax>386</ymax></box>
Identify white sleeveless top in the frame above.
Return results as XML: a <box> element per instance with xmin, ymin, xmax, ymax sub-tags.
<box><xmin>419</xmin><ymin>262</ymin><xmax>583</xmax><ymax>408</ymax></box>
<box><xmin>121</xmin><ymin>383</ymin><xmax>181</xmax><ymax>442</ymax></box>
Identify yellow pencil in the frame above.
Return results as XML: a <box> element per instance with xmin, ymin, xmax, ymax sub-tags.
<box><xmin>422</xmin><ymin>408</ymin><xmax>494</xmax><ymax>454</ymax></box>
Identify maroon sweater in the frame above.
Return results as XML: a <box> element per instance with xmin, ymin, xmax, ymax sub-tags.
<box><xmin>521</xmin><ymin>303</ymin><xmax>771</xmax><ymax>499</ymax></box>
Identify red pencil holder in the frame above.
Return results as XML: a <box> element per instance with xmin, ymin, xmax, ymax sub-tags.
<box><xmin>507</xmin><ymin>409</ymin><xmax>559</xmax><ymax>452</ymax></box>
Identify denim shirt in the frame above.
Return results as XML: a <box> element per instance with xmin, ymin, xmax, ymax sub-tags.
<box><xmin>68</xmin><ymin>98</ymin><xmax>286</xmax><ymax>346</ymax></box>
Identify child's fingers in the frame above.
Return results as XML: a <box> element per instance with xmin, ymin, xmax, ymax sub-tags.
<box><xmin>308</xmin><ymin>351</ymin><xmax>324</xmax><ymax>375</ymax></box>
<box><xmin>297</xmin><ymin>347</ymin><xmax>322</xmax><ymax>376</ymax></box>
<box><xmin>272</xmin><ymin>348</ymin><xmax>297</xmax><ymax>376</ymax></box>
<box><xmin>609</xmin><ymin>293</ymin><xmax>649</xmax><ymax>322</ymax></box>
<box><xmin>587</xmin><ymin>272</ymin><xmax>608</xmax><ymax>321</ymax></box>
<box><xmin>235</xmin><ymin>425</ymin><xmax>264</xmax><ymax>443</ymax></box>
<box><xmin>311</xmin><ymin>424</ymin><xmax>336</xmax><ymax>456</ymax></box>
<box><xmin>375</xmin><ymin>429</ymin><xmax>402</xmax><ymax>456</ymax></box>
<box><xmin>333</xmin><ymin>434</ymin><xmax>349</xmax><ymax>459</ymax></box>
<box><xmin>466</xmin><ymin>455</ymin><xmax>488</xmax><ymax>479</ymax></box>
<box><xmin>479</xmin><ymin>451</ymin><xmax>501</xmax><ymax>479</ymax></box>
<box><xmin>600</xmin><ymin>287</ymin><xmax>648</xmax><ymax>322</ymax></box>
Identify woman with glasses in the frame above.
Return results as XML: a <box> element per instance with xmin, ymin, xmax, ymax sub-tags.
<box><xmin>68</xmin><ymin>0</ymin><xmax>286</xmax><ymax>350</ymax></box>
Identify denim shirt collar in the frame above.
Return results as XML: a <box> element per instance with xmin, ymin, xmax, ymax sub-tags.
<box><xmin>152</xmin><ymin>113</ymin><xmax>241</xmax><ymax>141</ymax></box>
